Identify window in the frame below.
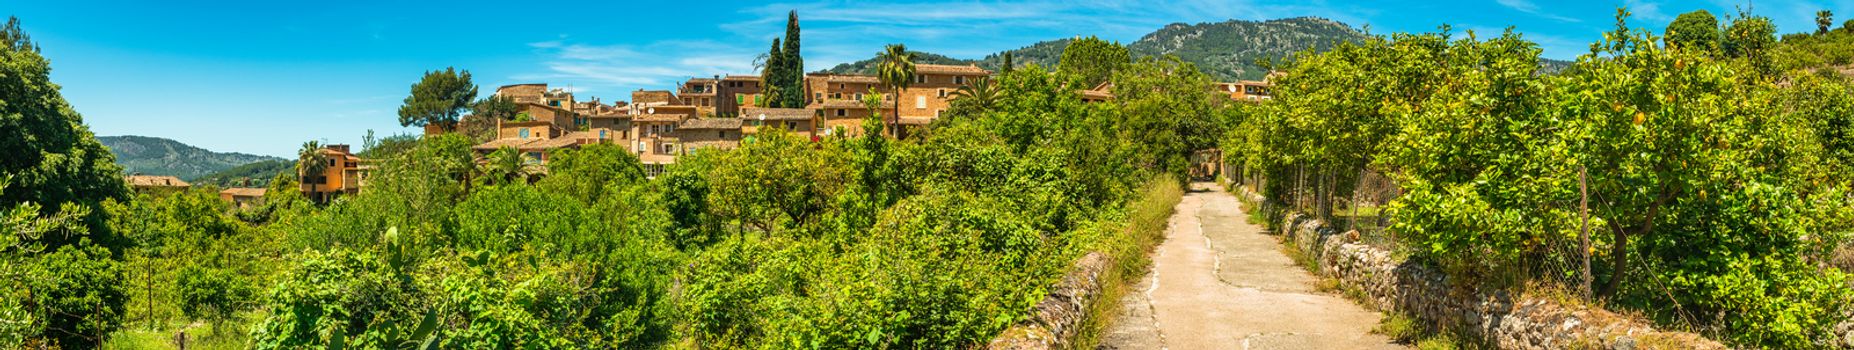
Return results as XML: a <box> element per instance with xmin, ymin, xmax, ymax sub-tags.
<box><xmin>816</xmin><ymin>92</ymin><xmax>824</xmax><ymax>101</ymax></box>
<box><xmin>718</xmin><ymin>131</ymin><xmax>726</xmax><ymax>138</ymax></box>
<box><xmin>938</xmin><ymin>89</ymin><xmax>947</xmax><ymax>98</ymax></box>
<box><xmin>955</xmin><ymin>76</ymin><xmax>966</xmax><ymax>84</ymax></box>
<box><xmin>830</xmin><ymin>92</ymin><xmax>841</xmax><ymax>99</ymax></box>
<box><xmin>599</xmin><ymin>130</ymin><xmax>607</xmax><ymax>139</ymax></box>
<box><xmin>913</xmin><ymin>75</ymin><xmax>925</xmax><ymax>84</ymax></box>
<box><xmin>836</xmin><ymin>109</ymin><xmax>846</xmax><ymax>117</ymax></box>
<box><xmin>915</xmin><ymin>96</ymin><xmax>926</xmax><ymax>109</ymax></box>
<box><xmin>854</xmin><ymin>93</ymin><xmax>863</xmax><ymax>100</ymax></box>
<box><xmin>662</xmin><ymin>143</ymin><xmax>677</xmax><ymax>154</ymax></box>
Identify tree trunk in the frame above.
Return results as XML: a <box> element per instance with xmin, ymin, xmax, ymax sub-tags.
<box><xmin>1603</xmin><ymin>227</ymin><xmax>1627</xmax><ymax>298</ymax></box>
<box><xmin>1579</xmin><ymin>166</ymin><xmax>1592</xmax><ymax>298</ymax></box>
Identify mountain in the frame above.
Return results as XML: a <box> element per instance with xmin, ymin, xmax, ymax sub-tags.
<box><xmin>819</xmin><ymin>51</ymin><xmax>978</xmax><ymax>75</ymax></box>
<box><xmin>1128</xmin><ymin>17</ymin><xmax>1366</xmax><ymax>80</ymax></box>
<box><xmin>190</xmin><ymin>159</ymin><xmax>293</xmax><ymax>188</ymax></box>
<box><xmin>98</xmin><ymin>135</ymin><xmax>286</xmax><ymax>181</ymax></box>
<box><xmin>822</xmin><ymin>17</ymin><xmax>1368</xmax><ymax>81</ymax></box>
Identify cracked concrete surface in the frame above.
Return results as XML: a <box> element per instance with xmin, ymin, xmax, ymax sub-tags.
<box><xmin>1098</xmin><ymin>182</ymin><xmax>1406</xmax><ymax>350</ymax></box>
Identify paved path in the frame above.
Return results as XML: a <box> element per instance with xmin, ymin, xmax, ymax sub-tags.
<box><xmin>1099</xmin><ymin>182</ymin><xmax>1405</xmax><ymax>350</ymax></box>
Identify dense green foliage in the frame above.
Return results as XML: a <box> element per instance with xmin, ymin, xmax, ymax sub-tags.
<box><xmin>1227</xmin><ymin>10</ymin><xmax>1854</xmax><ymax>348</ymax></box>
<box><xmin>396</xmin><ymin>67</ymin><xmax>478</xmax><ymax>130</ymax></box>
<box><xmin>1057</xmin><ymin>36</ymin><xmax>1130</xmax><ymax>86</ymax></box>
<box><xmin>44</xmin><ymin>39</ymin><xmax>1230</xmax><ymax>348</ymax></box>
<box><xmin>97</xmin><ymin>135</ymin><xmax>286</xmax><ymax>180</ymax></box>
<box><xmin>0</xmin><ymin>17</ymin><xmax>136</xmax><ymax>349</ymax></box>
<box><xmin>1665</xmin><ymin>10</ymin><xmax>1722</xmax><ymax>52</ymax></box>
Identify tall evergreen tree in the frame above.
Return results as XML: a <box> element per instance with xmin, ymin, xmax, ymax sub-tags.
<box><xmin>779</xmin><ymin>11</ymin><xmax>805</xmax><ymax>108</ymax></box>
<box><xmin>1001</xmin><ymin>51</ymin><xmax>1014</xmax><ymax>75</ymax></box>
<box><xmin>760</xmin><ymin>38</ymin><xmax>786</xmax><ymax>107</ymax></box>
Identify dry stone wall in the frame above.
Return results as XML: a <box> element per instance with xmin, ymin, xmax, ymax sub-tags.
<box><xmin>1247</xmin><ymin>189</ymin><xmax>1726</xmax><ymax>350</ymax></box>
<box><xmin>986</xmin><ymin>252</ymin><xmax>1110</xmax><ymax>350</ymax></box>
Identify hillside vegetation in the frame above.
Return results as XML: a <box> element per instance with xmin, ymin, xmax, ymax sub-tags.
<box><xmin>827</xmin><ymin>17</ymin><xmax>1367</xmax><ymax>80</ymax></box>
<box><xmin>190</xmin><ymin>159</ymin><xmax>292</xmax><ymax>188</ymax></box>
<box><xmin>98</xmin><ymin>135</ymin><xmax>284</xmax><ymax>180</ymax></box>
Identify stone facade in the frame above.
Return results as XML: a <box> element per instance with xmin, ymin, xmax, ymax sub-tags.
<box><xmin>1246</xmin><ymin>188</ymin><xmax>1726</xmax><ymax>350</ymax></box>
<box><xmin>986</xmin><ymin>252</ymin><xmax>1110</xmax><ymax>350</ymax></box>
<box><xmin>897</xmin><ymin>64</ymin><xmax>990</xmax><ymax>120</ymax></box>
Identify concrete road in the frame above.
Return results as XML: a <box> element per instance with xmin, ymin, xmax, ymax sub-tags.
<box><xmin>1098</xmin><ymin>182</ymin><xmax>1406</xmax><ymax>350</ymax></box>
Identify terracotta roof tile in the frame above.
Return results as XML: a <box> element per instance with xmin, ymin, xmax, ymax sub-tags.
<box><xmin>741</xmin><ymin>107</ymin><xmax>816</xmax><ymax>121</ymax></box>
<box><xmin>815</xmin><ymin>99</ymin><xmax>893</xmax><ymax>109</ymax></box>
<box><xmin>125</xmin><ymin>175</ymin><xmax>189</xmax><ymax>187</ymax></box>
<box><xmin>679</xmin><ymin>118</ymin><xmax>744</xmax><ymax>129</ymax></box>
<box><xmin>220</xmin><ymin>187</ymin><xmax>266</xmax><ymax>197</ymax></box>
<box><xmin>915</xmin><ymin>64</ymin><xmax>990</xmax><ymax>75</ymax></box>
<box><xmin>472</xmin><ymin>138</ymin><xmax>536</xmax><ymax>150</ymax></box>
<box><xmin>633</xmin><ymin>114</ymin><xmax>688</xmax><ymax>122</ymax></box>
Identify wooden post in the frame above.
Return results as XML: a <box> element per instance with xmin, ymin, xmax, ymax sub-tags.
<box><xmin>1579</xmin><ymin>165</ymin><xmax>1592</xmax><ymax>299</ymax></box>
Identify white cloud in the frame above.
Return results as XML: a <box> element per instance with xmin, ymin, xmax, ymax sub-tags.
<box><xmin>1495</xmin><ymin>0</ymin><xmax>1583</xmax><ymax>23</ymax></box>
<box><xmin>1624</xmin><ymin>0</ymin><xmax>1671</xmax><ymax>22</ymax></box>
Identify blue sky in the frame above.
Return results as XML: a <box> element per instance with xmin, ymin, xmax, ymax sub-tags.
<box><xmin>10</xmin><ymin>0</ymin><xmax>1852</xmax><ymax>157</ymax></box>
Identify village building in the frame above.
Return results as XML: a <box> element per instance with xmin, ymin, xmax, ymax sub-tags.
<box><xmin>741</xmin><ymin>107</ymin><xmax>819</xmax><ymax>140</ymax></box>
<box><xmin>804</xmin><ymin>73</ymin><xmax>892</xmax><ymax>138</ymax></box>
<box><xmin>1216</xmin><ymin>80</ymin><xmax>1272</xmax><ymax>102</ymax></box>
<box><xmin>125</xmin><ymin>175</ymin><xmax>190</xmax><ymax>192</ymax></box>
<box><xmin>717</xmin><ymin>75</ymin><xmax>763</xmax><ymax>116</ymax></box>
<box><xmin>678</xmin><ymin>78</ymin><xmax>720</xmax><ymax>116</ymax></box>
<box><xmin>896</xmin><ymin>64</ymin><xmax>991</xmax><ymax>126</ymax></box>
<box><xmin>219</xmin><ymin>187</ymin><xmax>266</xmax><ymax>208</ymax></box>
<box><xmin>301</xmin><ymin>144</ymin><xmax>371</xmax><ymax>202</ymax></box>
<box><xmin>677</xmin><ymin>118</ymin><xmax>745</xmax><ymax>153</ymax></box>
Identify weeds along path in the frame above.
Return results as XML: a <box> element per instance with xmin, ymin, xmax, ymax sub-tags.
<box><xmin>1098</xmin><ymin>182</ymin><xmax>1405</xmax><ymax>350</ymax></box>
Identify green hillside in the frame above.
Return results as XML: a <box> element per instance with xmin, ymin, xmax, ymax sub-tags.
<box><xmin>823</xmin><ymin>17</ymin><xmax>1368</xmax><ymax>80</ymax></box>
<box><xmin>190</xmin><ymin>159</ymin><xmax>292</xmax><ymax>188</ymax></box>
<box><xmin>97</xmin><ymin>135</ymin><xmax>285</xmax><ymax>180</ymax></box>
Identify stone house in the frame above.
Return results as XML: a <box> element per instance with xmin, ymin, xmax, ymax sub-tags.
<box><xmin>219</xmin><ymin>187</ymin><xmax>265</xmax><ymax>208</ymax></box>
<box><xmin>740</xmin><ymin>107</ymin><xmax>819</xmax><ymax>140</ymax></box>
<box><xmin>718</xmin><ymin>75</ymin><xmax>763</xmax><ymax>116</ymax></box>
<box><xmin>898</xmin><ymin>64</ymin><xmax>991</xmax><ymax>123</ymax></box>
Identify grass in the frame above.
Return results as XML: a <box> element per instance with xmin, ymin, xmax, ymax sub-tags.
<box><xmin>1372</xmin><ymin>311</ymin><xmax>1484</xmax><ymax>350</ymax></box>
<box><xmin>103</xmin><ymin>318</ymin><xmax>250</xmax><ymax>350</ymax></box>
<box><xmin>1071</xmin><ymin>175</ymin><xmax>1184</xmax><ymax>348</ymax></box>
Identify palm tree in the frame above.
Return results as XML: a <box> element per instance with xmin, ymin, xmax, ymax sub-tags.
<box><xmin>296</xmin><ymin>141</ymin><xmax>330</xmax><ymax>203</ymax></box>
<box><xmin>948</xmin><ymin>76</ymin><xmax>1004</xmax><ymax>113</ymax></box>
<box><xmin>478</xmin><ymin>146</ymin><xmax>535</xmax><ymax>185</ymax></box>
<box><xmin>876</xmin><ymin>44</ymin><xmax>915</xmax><ymax>138</ymax></box>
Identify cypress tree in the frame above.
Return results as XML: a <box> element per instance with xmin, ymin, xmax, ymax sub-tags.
<box><xmin>1001</xmin><ymin>51</ymin><xmax>1014</xmax><ymax>75</ymax></box>
<box><xmin>780</xmin><ymin>11</ymin><xmax>805</xmax><ymax>108</ymax></box>
<box><xmin>760</xmin><ymin>38</ymin><xmax>784</xmax><ymax>107</ymax></box>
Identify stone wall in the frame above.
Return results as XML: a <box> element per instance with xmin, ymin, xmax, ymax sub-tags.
<box><xmin>1248</xmin><ymin>189</ymin><xmax>1726</xmax><ymax>350</ymax></box>
<box><xmin>986</xmin><ymin>252</ymin><xmax>1110</xmax><ymax>350</ymax></box>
